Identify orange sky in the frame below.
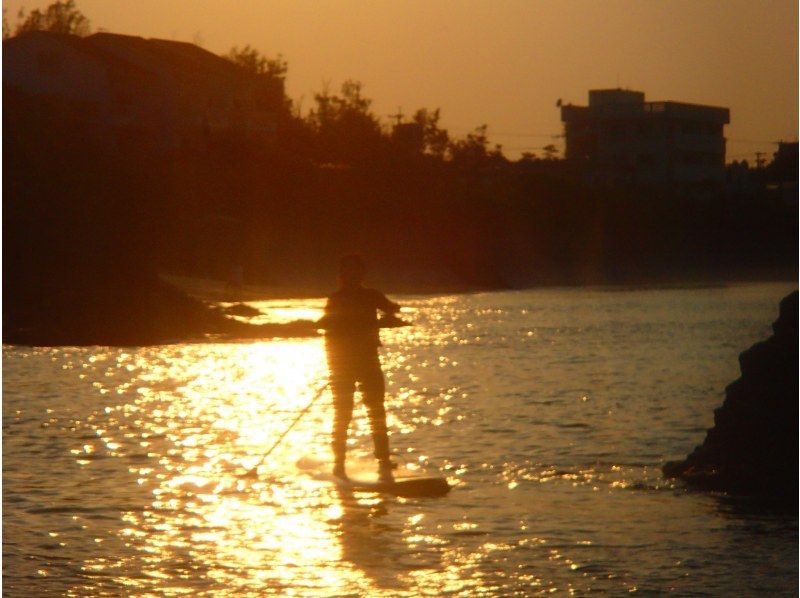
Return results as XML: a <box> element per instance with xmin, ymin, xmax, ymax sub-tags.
<box><xmin>5</xmin><ymin>0</ymin><xmax>798</xmax><ymax>161</ymax></box>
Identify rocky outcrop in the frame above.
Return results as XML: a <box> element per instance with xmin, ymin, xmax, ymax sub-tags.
<box><xmin>663</xmin><ymin>291</ymin><xmax>798</xmax><ymax>501</ymax></box>
<box><xmin>3</xmin><ymin>271</ymin><xmax>317</xmax><ymax>347</ymax></box>
<box><xmin>222</xmin><ymin>302</ymin><xmax>264</xmax><ymax>318</ymax></box>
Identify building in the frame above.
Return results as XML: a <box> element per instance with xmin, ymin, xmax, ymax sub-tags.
<box><xmin>3</xmin><ymin>31</ymin><xmax>279</xmax><ymax>151</ymax></box>
<box><xmin>765</xmin><ymin>141</ymin><xmax>798</xmax><ymax>205</ymax></box>
<box><xmin>560</xmin><ymin>89</ymin><xmax>730</xmax><ymax>190</ymax></box>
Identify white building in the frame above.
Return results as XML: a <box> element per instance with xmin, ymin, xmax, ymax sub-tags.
<box><xmin>561</xmin><ymin>89</ymin><xmax>730</xmax><ymax>190</ymax></box>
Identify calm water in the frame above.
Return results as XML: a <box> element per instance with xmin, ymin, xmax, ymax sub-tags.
<box><xmin>3</xmin><ymin>282</ymin><xmax>797</xmax><ymax>596</ymax></box>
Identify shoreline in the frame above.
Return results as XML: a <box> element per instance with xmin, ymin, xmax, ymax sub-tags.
<box><xmin>164</xmin><ymin>272</ymin><xmax>798</xmax><ymax>304</ymax></box>
<box><xmin>4</xmin><ymin>274</ymin><xmax>795</xmax><ymax>349</ymax></box>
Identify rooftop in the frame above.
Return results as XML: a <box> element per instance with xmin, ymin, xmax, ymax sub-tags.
<box><xmin>562</xmin><ymin>89</ymin><xmax>730</xmax><ymax>124</ymax></box>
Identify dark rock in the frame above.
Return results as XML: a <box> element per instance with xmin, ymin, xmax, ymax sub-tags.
<box><xmin>221</xmin><ymin>302</ymin><xmax>264</xmax><ymax>318</ymax></box>
<box><xmin>3</xmin><ymin>270</ymin><xmax>318</xmax><ymax>346</ymax></box>
<box><xmin>663</xmin><ymin>291</ymin><xmax>799</xmax><ymax>501</ymax></box>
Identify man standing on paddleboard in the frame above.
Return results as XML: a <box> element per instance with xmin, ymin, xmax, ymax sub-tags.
<box><xmin>318</xmin><ymin>254</ymin><xmax>402</xmax><ymax>483</ymax></box>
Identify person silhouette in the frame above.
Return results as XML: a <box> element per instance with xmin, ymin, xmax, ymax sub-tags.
<box><xmin>318</xmin><ymin>254</ymin><xmax>401</xmax><ymax>483</ymax></box>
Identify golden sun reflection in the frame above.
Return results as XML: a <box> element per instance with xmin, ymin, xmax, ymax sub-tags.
<box><xmin>10</xmin><ymin>290</ymin><xmax>791</xmax><ymax>596</ymax></box>
<box><xmin>84</xmin><ymin>337</ymin><xmax>431</xmax><ymax>596</ymax></box>
<box><xmin>69</xmin><ymin>295</ymin><xmax>523</xmax><ymax>595</ymax></box>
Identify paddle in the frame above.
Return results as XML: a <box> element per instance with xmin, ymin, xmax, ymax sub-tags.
<box><xmin>240</xmin><ymin>382</ymin><xmax>330</xmax><ymax>479</ymax></box>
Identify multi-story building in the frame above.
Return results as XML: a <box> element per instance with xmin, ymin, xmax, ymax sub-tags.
<box><xmin>3</xmin><ymin>30</ymin><xmax>280</xmax><ymax>151</ymax></box>
<box><xmin>561</xmin><ymin>89</ymin><xmax>730</xmax><ymax>190</ymax></box>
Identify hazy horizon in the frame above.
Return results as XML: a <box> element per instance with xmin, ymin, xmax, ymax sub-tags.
<box><xmin>4</xmin><ymin>0</ymin><xmax>798</xmax><ymax>161</ymax></box>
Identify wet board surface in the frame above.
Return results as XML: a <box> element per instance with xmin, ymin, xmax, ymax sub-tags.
<box><xmin>334</xmin><ymin>475</ymin><xmax>450</xmax><ymax>498</ymax></box>
<box><xmin>296</xmin><ymin>456</ymin><xmax>451</xmax><ymax>498</ymax></box>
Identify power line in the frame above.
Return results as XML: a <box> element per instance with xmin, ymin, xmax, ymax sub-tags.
<box><xmin>446</xmin><ymin>132</ymin><xmax>786</xmax><ymax>144</ymax></box>
<box><xmin>444</xmin><ymin>124</ymin><xmax>560</xmax><ymax>138</ymax></box>
<box><xmin>483</xmin><ymin>131</ymin><xmax>558</xmax><ymax>138</ymax></box>
<box><xmin>503</xmin><ymin>145</ymin><xmax>562</xmax><ymax>151</ymax></box>
<box><xmin>727</xmin><ymin>138</ymin><xmax>782</xmax><ymax>145</ymax></box>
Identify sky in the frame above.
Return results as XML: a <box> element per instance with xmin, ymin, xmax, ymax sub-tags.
<box><xmin>5</xmin><ymin>0</ymin><xmax>798</xmax><ymax>161</ymax></box>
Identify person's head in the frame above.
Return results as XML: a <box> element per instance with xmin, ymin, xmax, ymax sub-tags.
<box><xmin>338</xmin><ymin>254</ymin><xmax>365</xmax><ymax>287</ymax></box>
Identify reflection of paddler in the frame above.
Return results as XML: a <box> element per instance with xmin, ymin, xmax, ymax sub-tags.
<box><xmin>333</xmin><ymin>494</ymin><xmax>413</xmax><ymax>590</ymax></box>
<box><xmin>317</xmin><ymin>254</ymin><xmax>404</xmax><ymax>483</ymax></box>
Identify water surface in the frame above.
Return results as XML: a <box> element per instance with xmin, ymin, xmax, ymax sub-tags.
<box><xmin>4</xmin><ymin>282</ymin><xmax>797</xmax><ymax>595</ymax></box>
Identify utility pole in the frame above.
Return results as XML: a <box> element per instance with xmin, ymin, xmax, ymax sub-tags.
<box><xmin>755</xmin><ymin>151</ymin><xmax>766</xmax><ymax>169</ymax></box>
<box><xmin>389</xmin><ymin>107</ymin><xmax>404</xmax><ymax>127</ymax></box>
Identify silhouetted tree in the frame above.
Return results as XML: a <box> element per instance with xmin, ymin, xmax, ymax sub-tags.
<box><xmin>448</xmin><ymin>124</ymin><xmax>490</xmax><ymax>167</ymax></box>
<box><xmin>224</xmin><ymin>45</ymin><xmax>291</xmax><ymax>114</ymax></box>
<box><xmin>413</xmin><ymin>108</ymin><xmax>450</xmax><ymax>159</ymax></box>
<box><xmin>4</xmin><ymin>0</ymin><xmax>794</xmax><ymax>314</ymax></box>
<box><xmin>14</xmin><ymin>0</ymin><xmax>90</xmax><ymax>36</ymax></box>
<box><xmin>542</xmin><ymin>144</ymin><xmax>559</xmax><ymax>160</ymax></box>
<box><xmin>226</xmin><ymin>44</ymin><xmax>288</xmax><ymax>80</ymax></box>
<box><xmin>766</xmin><ymin>143</ymin><xmax>799</xmax><ymax>183</ymax></box>
<box><xmin>307</xmin><ymin>80</ymin><xmax>386</xmax><ymax>165</ymax></box>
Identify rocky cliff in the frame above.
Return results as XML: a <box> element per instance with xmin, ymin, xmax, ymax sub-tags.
<box><xmin>663</xmin><ymin>291</ymin><xmax>798</xmax><ymax>501</ymax></box>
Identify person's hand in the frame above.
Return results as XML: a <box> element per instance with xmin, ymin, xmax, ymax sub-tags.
<box><xmin>378</xmin><ymin>313</ymin><xmax>410</xmax><ymax>328</ymax></box>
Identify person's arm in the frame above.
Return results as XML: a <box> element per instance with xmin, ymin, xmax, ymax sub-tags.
<box><xmin>375</xmin><ymin>291</ymin><xmax>400</xmax><ymax>315</ymax></box>
<box><xmin>316</xmin><ymin>295</ymin><xmax>336</xmax><ymax>330</ymax></box>
<box><xmin>373</xmin><ymin>290</ymin><xmax>409</xmax><ymax>328</ymax></box>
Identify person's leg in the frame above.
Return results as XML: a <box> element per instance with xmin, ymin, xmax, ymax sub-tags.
<box><xmin>330</xmin><ymin>375</ymin><xmax>355</xmax><ymax>477</ymax></box>
<box><xmin>359</xmin><ymin>359</ymin><xmax>393</xmax><ymax>481</ymax></box>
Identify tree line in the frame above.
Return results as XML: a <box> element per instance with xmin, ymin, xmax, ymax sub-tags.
<box><xmin>4</xmin><ymin>0</ymin><xmax>797</xmax><ymax>306</ymax></box>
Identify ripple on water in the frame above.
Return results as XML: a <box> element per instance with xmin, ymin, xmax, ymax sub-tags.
<box><xmin>3</xmin><ymin>283</ymin><xmax>798</xmax><ymax>595</ymax></box>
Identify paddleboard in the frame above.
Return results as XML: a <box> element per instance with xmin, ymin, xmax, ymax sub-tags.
<box><xmin>296</xmin><ymin>456</ymin><xmax>450</xmax><ymax>498</ymax></box>
<box><xmin>334</xmin><ymin>474</ymin><xmax>450</xmax><ymax>498</ymax></box>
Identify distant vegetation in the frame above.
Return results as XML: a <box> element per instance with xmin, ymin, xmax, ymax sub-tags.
<box><xmin>3</xmin><ymin>1</ymin><xmax>797</xmax><ymax>344</ymax></box>
<box><xmin>5</xmin><ymin>0</ymin><xmax>90</xmax><ymax>38</ymax></box>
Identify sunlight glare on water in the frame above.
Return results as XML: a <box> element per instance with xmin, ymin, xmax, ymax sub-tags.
<box><xmin>56</xmin><ymin>301</ymin><xmax>464</xmax><ymax>597</ymax></box>
<box><xmin>92</xmin><ymin>339</ymin><xmax>373</xmax><ymax>595</ymax></box>
<box><xmin>3</xmin><ymin>285</ymin><xmax>797</xmax><ymax>596</ymax></box>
